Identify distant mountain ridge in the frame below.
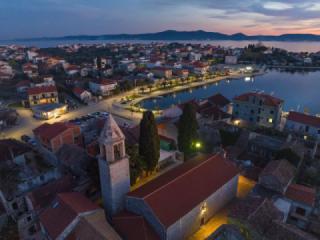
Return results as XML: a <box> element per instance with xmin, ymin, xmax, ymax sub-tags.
<box><xmin>16</xmin><ymin>30</ymin><xmax>320</xmax><ymax>42</ymax></box>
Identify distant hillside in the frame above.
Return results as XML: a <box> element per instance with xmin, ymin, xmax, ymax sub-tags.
<box><xmin>17</xmin><ymin>30</ymin><xmax>320</xmax><ymax>42</ymax></box>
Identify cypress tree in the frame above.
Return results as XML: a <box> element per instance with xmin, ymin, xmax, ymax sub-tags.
<box><xmin>139</xmin><ymin>111</ymin><xmax>160</xmax><ymax>174</ymax></box>
<box><xmin>178</xmin><ymin>103</ymin><xmax>198</xmax><ymax>160</ymax></box>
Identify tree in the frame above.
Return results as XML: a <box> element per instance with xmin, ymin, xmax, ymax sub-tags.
<box><xmin>275</xmin><ymin>148</ymin><xmax>300</xmax><ymax>167</ymax></box>
<box><xmin>139</xmin><ymin>111</ymin><xmax>160</xmax><ymax>174</ymax></box>
<box><xmin>178</xmin><ymin>103</ymin><xmax>199</xmax><ymax>160</ymax></box>
<box><xmin>86</xmin><ymin>158</ymin><xmax>100</xmax><ymax>189</ymax></box>
<box><xmin>96</xmin><ymin>56</ymin><xmax>102</xmax><ymax>70</ymax></box>
<box><xmin>127</xmin><ymin>144</ymin><xmax>145</xmax><ymax>185</ymax></box>
<box><xmin>0</xmin><ymin>163</ymin><xmax>20</xmax><ymax>197</ymax></box>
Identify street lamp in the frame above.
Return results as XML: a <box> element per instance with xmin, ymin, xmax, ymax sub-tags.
<box><xmin>194</xmin><ymin>141</ymin><xmax>202</xmax><ymax>150</ymax></box>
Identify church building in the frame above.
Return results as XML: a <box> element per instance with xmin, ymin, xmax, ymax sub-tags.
<box><xmin>98</xmin><ymin>114</ymin><xmax>240</xmax><ymax>240</ymax></box>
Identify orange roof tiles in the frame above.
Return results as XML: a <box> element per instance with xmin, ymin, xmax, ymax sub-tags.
<box><xmin>127</xmin><ymin>154</ymin><xmax>239</xmax><ymax>227</ymax></box>
<box><xmin>287</xmin><ymin>111</ymin><xmax>320</xmax><ymax>128</ymax></box>
<box><xmin>33</xmin><ymin>122</ymin><xmax>76</xmax><ymax>141</ymax></box>
<box><xmin>285</xmin><ymin>184</ymin><xmax>316</xmax><ymax>206</ymax></box>
<box><xmin>234</xmin><ymin>92</ymin><xmax>283</xmax><ymax>107</ymax></box>
<box><xmin>40</xmin><ymin>192</ymin><xmax>99</xmax><ymax>239</ymax></box>
<box><xmin>27</xmin><ymin>85</ymin><xmax>57</xmax><ymax>95</ymax></box>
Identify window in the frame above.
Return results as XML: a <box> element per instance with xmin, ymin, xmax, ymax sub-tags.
<box><xmin>270</xmin><ymin>110</ymin><xmax>274</xmax><ymax>114</ymax></box>
<box><xmin>114</xmin><ymin>143</ymin><xmax>122</xmax><ymax>161</ymax></box>
<box><xmin>268</xmin><ymin>118</ymin><xmax>273</xmax><ymax>124</ymax></box>
<box><xmin>259</xmin><ymin>100</ymin><xmax>263</xmax><ymax>106</ymax></box>
<box><xmin>12</xmin><ymin>202</ymin><xmax>18</xmax><ymax>210</ymax></box>
<box><xmin>296</xmin><ymin>207</ymin><xmax>306</xmax><ymax>216</ymax></box>
<box><xmin>305</xmin><ymin>126</ymin><xmax>309</xmax><ymax>133</ymax></box>
<box><xmin>318</xmin><ymin>129</ymin><xmax>320</xmax><ymax>134</ymax></box>
<box><xmin>250</xmin><ymin>109</ymin><xmax>255</xmax><ymax>114</ymax></box>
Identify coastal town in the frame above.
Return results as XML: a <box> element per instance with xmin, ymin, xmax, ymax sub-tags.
<box><xmin>0</xmin><ymin>42</ymin><xmax>320</xmax><ymax>240</ymax></box>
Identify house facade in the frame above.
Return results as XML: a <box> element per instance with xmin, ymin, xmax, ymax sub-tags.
<box><xmin>33</xmin><ymin>122</ymin><xmax>82</xmax><ymax>152</ymax></box>
<box><xmin>285</xmin><ymin>111</ymin><xmax>320</xmax><ymax>139</ymax></box>
<box><xmin>233</xmin><ymin>92</ymin><xmax>284</xmax><ymax>128</ymax></box>
<box><xmin>73</xmin><ymin>87</ymin><xmax>92</xmax><ymax>103</ymax></box>
<box><xmin>151</xmin><ymin>67</ymin><xmax>173</xmax><ymax>79</ymax></box>
<box><xmin>26</xmin><ymin>85</ymin><xmax>59</xmax><ymax>107</ymax></box>
<box><xmin>89</xmin><ymin>79</ymin><xmax>117</xmax><ymax>96</ymax></box>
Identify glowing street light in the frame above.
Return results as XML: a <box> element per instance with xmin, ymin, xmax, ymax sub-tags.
<box><xmin>195</xmin><ymin>141</ymin><xmax>202</xmax><ymax>149</ymax></box>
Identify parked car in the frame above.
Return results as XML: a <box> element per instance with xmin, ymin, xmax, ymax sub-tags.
<box><xmin>21</xmin><ymin>135</ymin><xmax>31</xmax><ymax>143</ymax></box>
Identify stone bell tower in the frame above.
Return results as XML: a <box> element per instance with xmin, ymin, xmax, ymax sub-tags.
<box><xmin>98</xmin><ymin>114</ymin><xmax>130</xmax><ymax>219</ymax></box>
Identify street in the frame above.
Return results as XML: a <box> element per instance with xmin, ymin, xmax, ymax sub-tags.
<box><xmin>1</xmin><ymin>70</ymin><xmax>255</xmax><ymax>140</ymax></box>
<box><xmin>1</xmin><ymin>93</ymin><xmax>141</xmax><ymax>139</ymax></box>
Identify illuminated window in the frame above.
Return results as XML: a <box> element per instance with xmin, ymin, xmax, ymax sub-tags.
<box><xmin>268</xmin><ymin>118</ymin><xmax>273</xmax><ymax>123</ymax></box>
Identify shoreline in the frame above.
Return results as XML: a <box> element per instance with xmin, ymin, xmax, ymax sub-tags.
<box><xmin>114</xmin><ymin>70</ymin><xmax>265</xmax><ymax>112</ymax></box>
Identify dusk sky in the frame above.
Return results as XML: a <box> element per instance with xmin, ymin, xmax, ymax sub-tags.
<box><xmin>2</xmin><ymin>0</ymin><xmax>320</xmax><ymax>39</ymax></box>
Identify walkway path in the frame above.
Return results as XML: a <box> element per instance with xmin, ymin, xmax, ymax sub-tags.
<box><xmin>1</xmin><ymin>70</ymin><xmax>263</xmax><ymax>140</ymax></box>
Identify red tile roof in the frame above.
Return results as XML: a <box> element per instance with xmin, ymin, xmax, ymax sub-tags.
<box><xmin>234</xmin><ymin>92</ymin><xmax>283</xmax><ymax>107</ymax></box>
<box><xmin>73</xmin><ymin>87</ymin><xmax>85</xmax><ymax>96</ymax></box>
<box><xmin>40</xmin><ymin>192</ymin><xmax>99</xmax><ymax>239</ymax></box>
<box><xmin>27</xmin><ymin>85</ymin><xmax>57</xmax><ymax>95</ymax></box>
<box><xmin>33</xmin><ymin>122</ymin><xmax>76</xmax><ymax>141</ymax></box>
<box><xmin>113</xmin><ymin>211</ymin><xmax>160</xmax><ymax>240</ymax></box>
<box><xmin>16</xmin><ymin>80</ymin><xmax>31</xmax><ymax>88</ymax></box>
<box><xmin>259</xmin><ymin>159</ymin><xmax>296</xmax><ymax>193</ymax></box>
<box><xmin>192</xmin><ymin>61</ymin><xmax>209</xmax><ymax>68</ymax></box>
<box><xmin>91</xmin><ymin>78</ymin><xmax>117</xmax><ymax>85</ymax></box>
<box><xmin>152</xmin><ymin>67</ymin><xmax>171</xmax><ymax>71</ymax></box>
<box><xmin>287</xmin><ymin>111</ymin><xmax>320</xmax><ymax>128</ymax></box>
<box><xmin>285</xmin><ymin>184</ymin><xmax>316</xmax><ymax>206</ymax></box>
<box><xmin>229</xmin><ymin>197</ymin><xmax>265</xmax><ymax>220</ymax></box>
<box><xmin>27</xmin><ymin>176</ymin><xmax>74</xmax><ymax>211</ymax></box>
<box><xmin>208</xmin><ymin>93</ymin><xmax>230</xmax><ymax>107</ymax></box>
<box><xmin>127</xmin><ymin>154</ymin><xmax>239</xmax><ymax>227</ymax></box>
<box><xmin>0</xmin><ymin>139</ymin><xmax>31</xmax><ymax>162</ymax></box>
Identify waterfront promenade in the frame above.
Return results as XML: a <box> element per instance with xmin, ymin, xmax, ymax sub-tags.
<box><xmin>2</xmin><ymin>70</ymin><xmax>261</xmax><ymax>140</ymax></box>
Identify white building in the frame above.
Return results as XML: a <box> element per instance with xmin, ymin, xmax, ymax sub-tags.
<box><xmin>73</xmin><ymin>87</ymin><xmax>92</xmax><ymax>103</ymax></box>
<box><xmin>189</xmin><ymin>52</ymin><xmax>202</xmax><ymax>61</ymax></box>
<box><xmin>225</xmin><ymin>55</ymin><xmax>238</xmax><ymax>65</ymax></box>
<box><xmin>285</xmin><ymin>111</ymin><xmax>320</xmax><ymax>139</ymax></box>
<box><xmin>89</xmin><ymin>79</ymin><xmax>118</xmax><ymax>96</ymax></box>
<box><xmin>97</xmin><ymin>115</ymin><xmax>240</xmax><ymax>240</ymax></box>
<box><xmin>233</xmin><ymin>92</ymin><xmax>284</xmax><ymax>128</ymax></box>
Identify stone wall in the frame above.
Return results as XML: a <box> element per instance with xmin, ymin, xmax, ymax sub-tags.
<box><xmin>99</xmin><ymin>157</ymin><xmax>130</xmax><ymax>219</ymax></box>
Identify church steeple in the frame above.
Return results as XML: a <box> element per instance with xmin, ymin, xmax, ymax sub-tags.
<box><xmin>99</xmin><ymin>114</ymin><xmax>126</xmax><ymax>163</ymax></box>
<box><xmin>98</xmin><ymin>114</ymin><xmax>130</xmax><ymax>220</ymax></box>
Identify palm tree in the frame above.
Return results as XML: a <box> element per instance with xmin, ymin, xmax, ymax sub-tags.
<box><xmin>148</xmin><ymin>84</ymin><xmax>153</xmax><ymax>93</ymax></box>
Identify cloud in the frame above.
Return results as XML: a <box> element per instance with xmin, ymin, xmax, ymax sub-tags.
<box><xmin>263</xmin><ymin>2</ymin><xmax>293</xmax><ymax>10</ymax></box>
<box><xmin>2</xmin><ymin>0</ymin><xmax>320</xmax><ymax>39</ymax></box>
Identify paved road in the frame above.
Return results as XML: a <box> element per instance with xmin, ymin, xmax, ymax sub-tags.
<box><xmin>1</xmin><ymin>71</ymin><xmax>256</xmax><ymax>140</ymax></box>
<box><xmin>1</xmin><ymin>93</ymin><xmax>142</xmax><ymax>140</ymax></box>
